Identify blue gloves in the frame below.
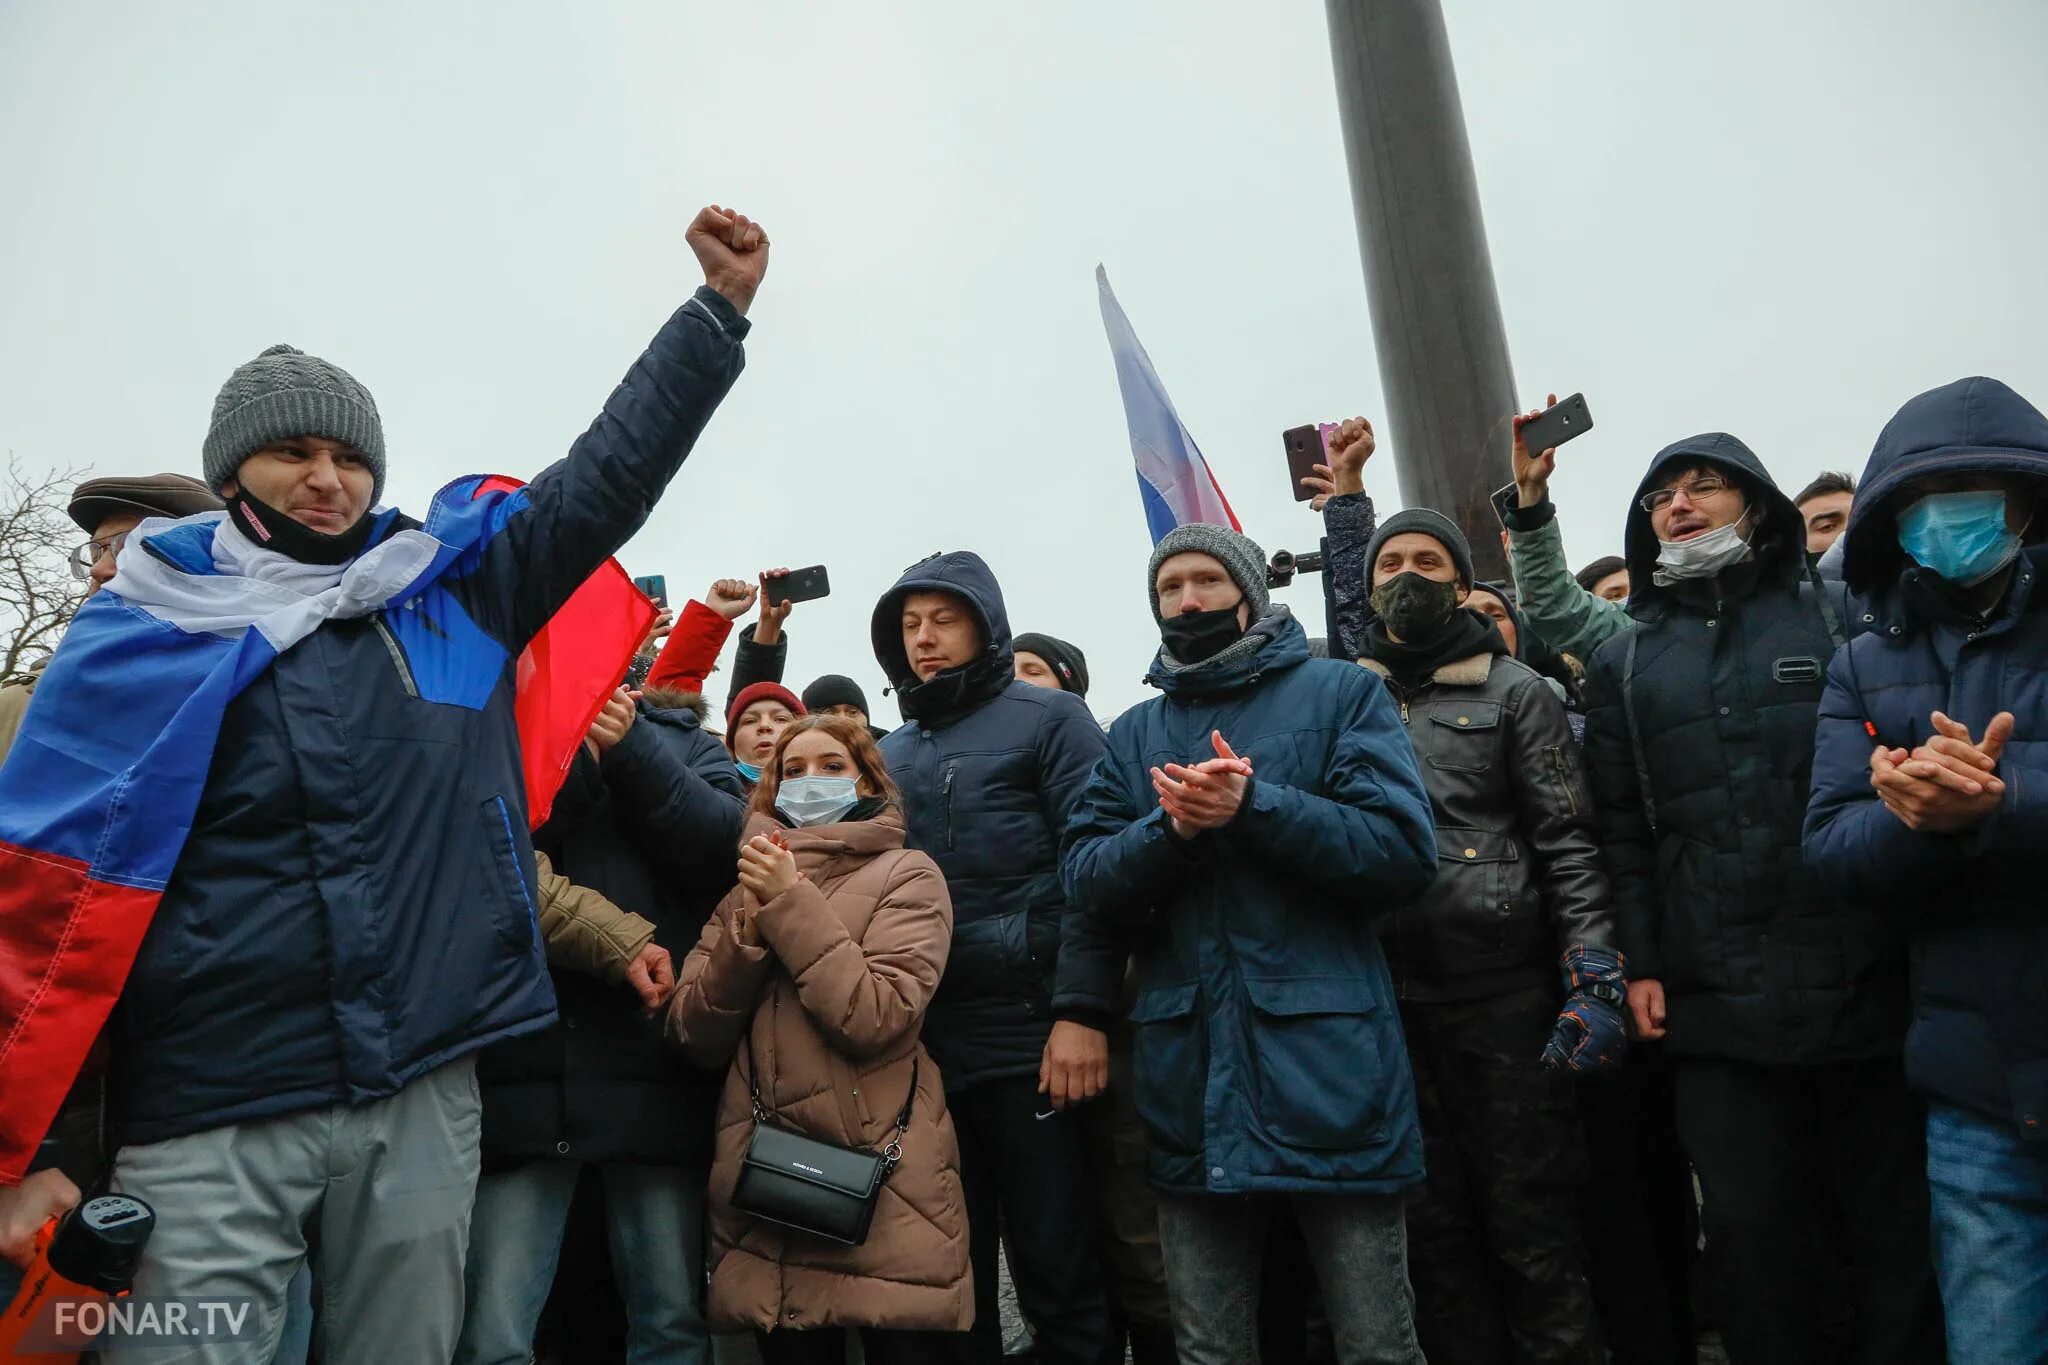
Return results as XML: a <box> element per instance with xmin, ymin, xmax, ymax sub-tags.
<box><xmin>1543</xmin><ymin>944</ymin><xmax>1629</xmax><ymax>1073</ymax></box>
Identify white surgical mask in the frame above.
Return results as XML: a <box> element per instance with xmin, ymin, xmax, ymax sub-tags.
<box><xmin>1653</xmin><ymin>510</ymin><xmax>1755</xmax><ymax>586</ymax></box>
<box><xmin>775</xmin><ymin>775</ymin><xmax>861</xmax><ymax>828</ymax></box>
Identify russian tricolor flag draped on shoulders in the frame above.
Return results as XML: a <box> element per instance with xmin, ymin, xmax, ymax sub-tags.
<box><xmin>1096</xmin><ymin>265</ymin><xmax>1242</xmax><ymax>544</ymax></box>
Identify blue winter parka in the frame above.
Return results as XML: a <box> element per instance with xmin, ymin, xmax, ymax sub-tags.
<box><xmin>1060</xmin><ymin>609</ymin><xmax>1438</xmax><ymax>1195</ymax></box>
<box><xmin>101</xmin><ymin>287</ymin><xmax>750</xmax><ymax>1147</ymax></box>
<box><xmin>1804</xmin><ymin>376</ymin><xmax>2048</xmax><ymax>1139</ymax></box>
<box><xmin>871</xmin><ymin>552</ymin><xmax>1117</xmax><ymax>1092</ymax></box>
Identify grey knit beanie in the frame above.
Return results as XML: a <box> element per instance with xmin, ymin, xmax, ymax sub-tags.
<box><xmin>1147</xmin><ymin>523</ymin><xmax>1271</xmax><ymax>622</ymax></box>
<box><xmin>1366</xmin><ymin>508</ymin><xmax>1474</xmax><ymax>588</ymax></box>
<box><xmin>203</xmin><ymin>344</ymin><xmax>387</xmax><ymax>504</ymax></box>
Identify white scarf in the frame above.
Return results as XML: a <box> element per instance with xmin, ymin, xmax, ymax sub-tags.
<box><xmin>106</xmin><ymin>511</ymin><xmax>446</xmax><ymax>653</ymax></box>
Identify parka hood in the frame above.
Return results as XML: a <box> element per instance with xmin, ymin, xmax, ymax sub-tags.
<box><xmin>869</xmin><ymin>551</ymin><xmax>1014</xmax><ymax>690</ymax></box>
<box><xmin>1622</xmin><ymin>432</ymin><xmax>1804</xmax><ymax>610</ymax></box>
<box><xmin>1841</xmin><ymin>376</ymin><xmax>2048</xmax><ymax>594</ymax></box>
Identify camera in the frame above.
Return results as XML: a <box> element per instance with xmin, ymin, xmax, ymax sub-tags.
<box><xmin>1266</xmin><ymin>548</ymin><xmax>1325</xmax><ymax>589</ymax></box>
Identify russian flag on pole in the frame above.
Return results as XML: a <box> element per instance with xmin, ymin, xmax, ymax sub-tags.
<box><xmin>1097</xmin><ymin>265</ymin><xmax>1241</xmax><ymax>545</ymax></box>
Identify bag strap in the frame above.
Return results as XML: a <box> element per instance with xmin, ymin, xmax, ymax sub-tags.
<box><xmin>1622</xmin><ymin>628</ymin><xmax>1658</xmax><ymax>837</ymax></box>
<box><xmin>1805</xmin><ymin>561</ymin><xmax>1847</xmax><ymax>650</ymax></box>
<box><xmin>741</xmin><ymin>1028</ymin><xmax>919</xmax><ymax>1168</ymax></box>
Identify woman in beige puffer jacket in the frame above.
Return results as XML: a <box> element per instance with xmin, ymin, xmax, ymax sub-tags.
<box><xmin>668</xmin><ymin>714</ymin><xmax>971</xmax><ymax>1362</ymax></box>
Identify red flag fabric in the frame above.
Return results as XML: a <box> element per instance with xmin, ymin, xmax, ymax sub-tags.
<box><xmin>474</xmin><ymin>476</ymin><xmax>655</xmax><ymax>829</ymax></box>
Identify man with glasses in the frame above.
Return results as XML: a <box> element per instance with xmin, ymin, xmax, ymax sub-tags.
<box><xmin>1567</xmin><ymin>430</ymin><xmax>1943</xmax><ymax>1364</ymax></box>
<box><xmin>0</xmin><ymin>474</ymin><xmax>221</xmax><ymax>760</ymax></box>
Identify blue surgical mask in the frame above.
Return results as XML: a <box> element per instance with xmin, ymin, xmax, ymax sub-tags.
<box><xmin>734</xmin><ymin>759</ymin><xmax>762</xmax><ymax>783</ymax></box>
<box><xmin>1898</xmin><ymin>490</ymin><xmax>2022</xmax><ymax>587</ymax></box>
<box><xmin>775</xmin><ymin>775</ymin><xmax>861</xmax><ymax>828</ymax></box>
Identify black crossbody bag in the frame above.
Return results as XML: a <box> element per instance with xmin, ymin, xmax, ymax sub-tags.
<box><xmin>730</xmin><ymin>1033</ymin><xmax>917</xmax><ymax>1247</ymax></box>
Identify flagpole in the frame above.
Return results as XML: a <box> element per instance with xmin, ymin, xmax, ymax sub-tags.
<box><xmin>1325</xmin><ymin>0</ymin><xmax>1517</xmax><ymax>582</ymax></box>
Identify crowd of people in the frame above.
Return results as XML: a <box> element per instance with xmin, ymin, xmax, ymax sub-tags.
<box><xmin>0</xmin><ymin>203</ymin><xmax>2043</xmax><ymax>1365</ymax></box>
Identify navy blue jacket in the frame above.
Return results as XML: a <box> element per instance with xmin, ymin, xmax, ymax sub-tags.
<box><xmin>481</xmin><ymin>693</ymin><xmax>746</xmax><ymax>1169</ymax></box>
<box><xmin>1579</xmin><ymin>433</ymin><xmax>1903</xmax><ymax>1066</ymax></box>
<box><xmin>871</xmin><ymin>552</ymin><xmax>1116</xmax><ymax>1092</ymax></box>
<box><xmin>106</xmin><ymin>288</ymin><xmax>750</xmax><ymax>1146</ymax></box>
<box><xmin>1060</xmin><ymin>610</ymin><xmax>1437</xmax><ymax>1194</ymax></box>
<box><xmin>1805</xmin><ymin>376</ymin><xmax>2048</xmax><ymax>1137</ymax></box>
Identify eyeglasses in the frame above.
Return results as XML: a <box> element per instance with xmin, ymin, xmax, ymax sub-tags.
<box><xmin>68</xmin><ymin>531</ymin><xmax>129</xmax><ymax>581</ymax></box>
<box><xmin>1640</xmin><ymin>475</ymin><xmax>1732</xmax><ymax>515</ymax></box>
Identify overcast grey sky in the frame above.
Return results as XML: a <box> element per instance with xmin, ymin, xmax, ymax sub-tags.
<box><xmin>4</xmin><ymin>1</ymin><xmax>2044</xmax><ymax>720</ymax></box>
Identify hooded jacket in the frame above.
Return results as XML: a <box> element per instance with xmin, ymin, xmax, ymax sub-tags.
<box><xmin>1060</xmin><ymin>609</ymin><xmax>1437</xmax><ymax>1194</ymax></box>
<box><xmin>869</xmin><ymin>553</ymin><xmax>1118</xmax><ymax>1090</ymax></box>
<box><xmin>1579</xmin><ymin>433</ymin><xmax>1900</xmax><ymax>1066</ymax></box>
<box><xmin>480</xmin><ymin>692</ymin><xmax>746</xmax><ymax>1168</ymax></box>
<box><xmin>1805</xmin><ymin>376</ymin><xmax>2048</xmax><ymax>1136</ymax></box>
<box><xmin>668</xmin><ymin>808</ymin><xmax>971</xmax><ymax>1332</ymax></box>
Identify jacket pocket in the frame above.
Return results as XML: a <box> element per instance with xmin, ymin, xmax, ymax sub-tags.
<box><xmin>1242</xmin><ymin>976</ymin><xmax>1386</xmax><ymax>1150</ymax></box>
<box><xmin>481</xmin><ymin>795</ymin><xmax>541</xmax><ymax>954</ymax></box>
<box><xmin>1128</xmin><ymin>984</ymin><xmax>1205</xmax><ymax>1156</ymax></box>
<box><xmin>1425</xmin><ymin>702</ymin><xmax>1502</xmax><ymax>773</ymax></box>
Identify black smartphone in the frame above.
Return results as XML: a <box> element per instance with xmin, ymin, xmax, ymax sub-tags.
<box><xmin>1519</xmin><ymin>393</ymin><xmax>1594</xmax><ymax>456</ymax></box>
<box><xmin>632</xmin><ymin>574</ymin><xmax>668</xmax><ymax>608</ymax></box>
<box><xmin>763</xmin><ymin>565</ymin><xmax>831</xmax><ymax>607</ymax></box>
<box><xmin>1283</xmin><ymin>424</ymin><xmax>1333</xmax><ymax>503</ymax></box>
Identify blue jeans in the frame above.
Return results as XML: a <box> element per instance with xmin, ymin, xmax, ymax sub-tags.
<box><xmin>1927</xmin><ymin>1103</ymin><xmax>2048</xmax><ymax>1365</ymax></box>
<box><xmin>456</xmin><ymin>1159</ymin><xmax>710</xmax><ymax>1365</ymax></box>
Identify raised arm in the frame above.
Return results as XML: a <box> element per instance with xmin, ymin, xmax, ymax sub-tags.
<box><xmin>467</xmin><ymin>207</ymin><xmax>770</xmax><ymax>648</ymax></box>
<box><xmin>1304</xmin><ymin>417</ymin><xmax>1379</xmax><ymax>659</ymax></box>
<box><xmin>1494</xmin><ymin>396</ymin><xmax>1632</xmax><ymax>659</ymax></box>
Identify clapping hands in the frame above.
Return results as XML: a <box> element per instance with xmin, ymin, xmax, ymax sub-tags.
<box><xmin>1153</xmin><ymin>731</ymin><xmax>1254</xmax><ymax>839</ymax></box>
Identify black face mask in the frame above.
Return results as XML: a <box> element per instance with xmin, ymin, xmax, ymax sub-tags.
<box><xmin>1370</xmin><ymin>572</ymin><xmax>1461</xmax><ymax>642</ymax></box>
<box><xmin>227</xmin><ymin>486</ymin><xmax>375</xmax><ymax>565</ymax></box>
<box><xmin>1159</xmin><ymin>603</ymin><xmax>1247</xmax><ymax>664</ymax></box>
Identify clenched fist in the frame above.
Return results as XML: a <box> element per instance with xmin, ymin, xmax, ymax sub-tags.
<box><xmin>687</xmin><ymin>205</ymin><xmax>770</xmax><ymax>316</ymax></box>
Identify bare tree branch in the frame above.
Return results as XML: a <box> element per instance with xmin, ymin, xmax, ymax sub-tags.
<box><xmin>0</xmin><ymin>455</ymin><xmax>90</xmax><ymax>677</ymax></box>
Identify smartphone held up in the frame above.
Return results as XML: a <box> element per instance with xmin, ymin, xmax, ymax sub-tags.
<box><xmin>1282</xmin><ymin>423</ymin><xmax>1344</xmax><ymax>502</ymax></box>
<box><xmin>764</xmin><ymin>565</ymin><xmax>831</xmax><ymax>607</ymax></box>
<box><xmin>1518</xmin><ymin>393</ymin><xmax>1594</xmax><ymax>458</ymax></box>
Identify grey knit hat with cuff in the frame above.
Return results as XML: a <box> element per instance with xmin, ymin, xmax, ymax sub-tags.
<box><xmin>203</xmin><ymin>344</ymin><xmax>387</xmax><ymax>504</ymax></box>
<box><xmin>1146</xmin><ymin>523</ymin><xmax>1271</xmax><ymax>623</ymax></box>
<box><xmin>1366</xmin><ymin>508</ymin><xmax>1475</xmax><ymax>589</ymax></box>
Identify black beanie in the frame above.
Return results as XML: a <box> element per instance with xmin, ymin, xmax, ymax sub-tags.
<box><xmin>1012</xmin><ymin>632</ymin><xmax>1091</xmax><ymax>698</ymax></box>
<box><xmin>1366</xmin><ymin>508</ymin><xmax>1476</xmax><ymax>589</ymax></box>
<box><xmin>801</xmin><ymin>674</ymin><xmax>870</xmax><ymax>716</ymax></box>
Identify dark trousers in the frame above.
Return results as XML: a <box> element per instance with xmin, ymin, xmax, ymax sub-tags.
<box><xmin>755</xmin><ymin>1327</ymin><xmax>954</xmax><ymax>1364</ymax></box>
<box><xmin>1401</xmin><ymin>990</ymin><xmax>1604</xmax><ymax>1365</ymax></box>
<box><xmin>1078</xmin><ymin>1024</ymin><xmax>1179</xmax><ymax>1363</ymax></box>
<box><xmin>1578</xmin><ymin>1042</ymin><xmax>1696</xmax><ymax>1365</ymax></box>
<box><xmin>1671</xmin><ymin>1056</ymin><xmax>1945</xmax><ymax>1365</ymax></box>
<box><xmin>951</xmin><ymin>1073</ymin><xmax>1116</xmax><ymax>1365</ymax></box>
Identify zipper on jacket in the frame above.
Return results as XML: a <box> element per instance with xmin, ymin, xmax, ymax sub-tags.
<box><xmin>372</xmin><ymin>618</ymin><xmax>419</xmax><ymax>698</ymax></box>
<box><xmin>1550</xmin><ymin>747</ymin><xmax>1580</xmax><ymax>818</ymax></box>
<box><xmin>941</xmin><ymin>764</ymin><xmax>958</xmax><ymax>851</ymax></box>
<box><xmin>491</xmin><ymin>795</ymin><xmax>539</xmax><ymax>931</ymax></box>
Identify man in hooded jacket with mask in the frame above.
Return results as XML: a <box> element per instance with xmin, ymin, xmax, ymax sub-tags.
<box><xmin>1358</xmin><ymin>507</ymin><xmax>1620</xmax><ymax>1365</ymax></box>
<box><xmin>1804</xmin><ymin>376</ymin><xmax>2048</xmax><ymax>1365</ymax></box>
<box><xmin>870</xmin><ymin>551</ymin><xmax>1119</xmax><ymax>1365</ymax></box>
<box><xmin>1060</xmin><ymin>523</ymin><xmax>1439</xmax><ymax>1365</ymax></box>
<box><xmin>1580</xmin><ymin>434</ymin><xmax>1944</xmax><ymax>1364</ymax></box>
